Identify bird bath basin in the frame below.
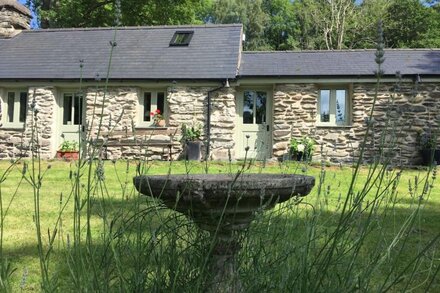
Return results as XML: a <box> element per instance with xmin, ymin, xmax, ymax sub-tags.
<box><xmin>134</xmin><ymin>173</ymin><xmax>315</xmax><ymax>292</ymax></box>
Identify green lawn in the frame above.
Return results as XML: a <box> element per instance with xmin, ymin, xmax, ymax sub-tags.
<box><xmin>0</xmin><ymin>159</ymin><xmax>439</xmax><ymax>292</ymax></box>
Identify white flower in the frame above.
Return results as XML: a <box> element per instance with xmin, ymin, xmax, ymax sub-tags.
<box><xmin>297</xmin><ymin>144</ymin><xmax>305</xmax><ymax>152</ymax></box>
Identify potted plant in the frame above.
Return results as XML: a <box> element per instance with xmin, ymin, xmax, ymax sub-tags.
<box><xmin>150</xmin><ymin>109</ymin><xmax>165</xmax><ymax>127</ymax></box>
<box><xmin>181</xmin><ymin>123</ymin><xmax>202</xmax><ymax>160</ymax></box>
<box><xmin>417</xmin><ymin>130</ymin><xmax>440</xmax><ymax>166</ymax></box>
<box><xmin>290</xmin><ymin>136</ymin><xmax>316</xmax><ymax>162</ymax></box>
<box><xmin>56</xmin><ymin>140</ymin><xmax>79</xmax><ymax>160</ymax></box>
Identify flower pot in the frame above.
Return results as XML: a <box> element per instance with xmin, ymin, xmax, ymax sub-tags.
<box><xmin>420</xmin><ymin>149</ymin><xmax>440</xmax><ymax>166</ymax></box>
<box><xmin>185</xmin><ymin>141</ymin><xmax>202</xmax><ymax>161</ymax></box>
<box><xmin>56</xmin><ymin>150</ymin><xmax>79</xmax><ymax>161</ymax></box>
<box><xmin>289</xmin><ymin>151</ymin><xmax>312</xmax><ymax>162</ymax></box>
<box><xmin>154</xmin><ymin>119</ymin><xmax>166</xmax><ymax>127</ymax></box>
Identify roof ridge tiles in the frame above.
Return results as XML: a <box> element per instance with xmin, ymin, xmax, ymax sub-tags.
<box><xmin>23</xmin><ymin>23</ymin><xmax>243</xmax><ymax>33</ymax></box>
<box><xmin>242</xmin><ymin>48</ymin><xmax>440</xmax><ymax>54</ymax></box>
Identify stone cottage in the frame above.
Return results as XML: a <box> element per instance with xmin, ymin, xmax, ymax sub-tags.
<box><xmin>1</xmin><ymin>0</ymin><xmax>440</xmax><ymax>165</ymax></box>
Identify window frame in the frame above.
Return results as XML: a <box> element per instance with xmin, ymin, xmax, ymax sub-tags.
<box><xmin>316</xmin><ymin>85</ymin><xmax>351</xmax><ymax>126</ymax></box>
<box><xmin>1</xmin><ymin>89</ymin><xmax>28</xmax><ymax>128</ymax></box>
<box><xmin>61</xmin><ymin>92</ymin><xmax>84</xmax><ymax>126</ymax></box>
<box><xmin>169</xmin><ymin>31</ymin><xmax>194</xmax><ymax>46</ymax></box>
<box><xmin>137</xmin><ymin>90</ymin><xmax>167</xmax><ymax>128</ymax></box>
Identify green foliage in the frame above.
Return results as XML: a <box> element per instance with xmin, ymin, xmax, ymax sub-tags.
<box><xmin>290</xmin><ymin>136</ymin><xmax>316</xmax><ymax>157</ymax></box>
<box><xmin>25</xmin><ymin>0</ymin><xmax>440</xmax><ymax>50</ymax></box>
<box><xmin>27</xmin><ymin>0</ymin><xmax>212</xmax><ymax>28</ymax></box>
<box><xmin>384</xmin><ymin>0</ymin><xmax>440</xmax><ymax>47</ymax></box>
<box><xmin>261</xmin><ymin>0</ymin><xmax>300</xmax><ymax>50</ymax></box>
<box><xmin>58</xmin><ymin>140</ymin><xmax>78</xmax><ymax>152</ymax></box>
<box><xmin>181</xmin><ymin>123</ymin><xmax>202</xmax><ymax>142</ymax></box>
<box><xmin>210</xmin><ymin>0</ymin><xmax>269</xmax><ymax>50</ymax></box>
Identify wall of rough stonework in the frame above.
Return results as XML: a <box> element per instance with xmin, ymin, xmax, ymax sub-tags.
<box><xmin>167</xmin><ymin>86</ymin><xmax>237</xmax><ymax>160</ymax></box>
<box><xmin>0</xmin><ymin>1</ymin><xmax>31</xmax><ymax>38</ymax></box>
<box><xmin>83</xmin><ymin>85</ymin><xmax>235</xmax><ymax>161</ymax></box>
<box><xmin>0</xmin><ymin>87</ymin><xmax>56</xmax><ymax>159</ymax></box>
<box><xmin>208</xmin><ymin>88</ymin><xmax>236</xmax><ymax>160</ymax></box>
<box><xmin>83</xmin><ymin>87</ymin><xmax>176</xmax><ymax>160</ymax></box>
<box><xmin>85</xmin><ymin>87</ymin><xmax>138</xmax><ymax>136</ymax></box>
<box><xmin>0</xmin><ymin>85</ymin><xmax>236</xmax><ymax>161</ymax></box>
<box><xmin>273</xmin><ymin>82</ymin><xmax>440</xmax><ymax>166</ymax></box>
<box><xmin>2</xmin><ymin>82</ymin><xmax>439</xmax><ymax>165</ymax></box>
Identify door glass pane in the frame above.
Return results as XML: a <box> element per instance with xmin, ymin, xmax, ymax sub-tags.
<box><xmin>336</xmin><ymin>90</ymin><xmax>346</xmax><ymax>123</ymax></box>
<box><xmin>7</xmin><ymin>92</ymin><xmax>15</xmax><ymax>123</ymax></box>
<box><xmin>63</xmin><ymin>94</ymin><xmax>73</xmax><ymax>125</ymax></box>
<box><xmin>73</xmin><ymin>95</ymin><xmax>83</xmax><ymax>125</ymax></box>
<box><xmin>243</xmin><ymin>91</ymin><xmax>254</xmax><ymax>124</ymax></box>
<box><xmin>157</xmin><ymin>92</ymin><xmax>165</xmax><ymax>115</ymax></box>
<box><xmin>255</xmin><ymin>91</ymin><xmax>267</xmax><ymax>124</ymax></box>
<box><xmin>143</xmin><ymin>92</ymin><xmax>151</xmax><ymax>122</ymax></box>
<box><xmin>320</xmin><ymin>90</ymin><xmax>330</xmax><ymax>122</ymax></box>
<box><xmin>19</xmin><ymin>92</ymin><xmax>27</xmax><ymax>123</ymax></box>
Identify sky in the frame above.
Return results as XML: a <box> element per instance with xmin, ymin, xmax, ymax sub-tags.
<box><xmin>18</xmin><ymin>0</ymin><xmax>38</xmax><ymax>28</ymax></box>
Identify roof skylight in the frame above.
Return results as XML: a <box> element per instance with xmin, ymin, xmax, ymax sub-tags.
<box><xmin>170</xmin><ymin>31</ymin><xmax>194</xmax><ymax>46</ymax></box>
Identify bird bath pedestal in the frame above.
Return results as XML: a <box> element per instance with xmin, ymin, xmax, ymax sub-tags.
<box><xmin>134</xmin><ymin>173</ymin><xmax>315</xmax><ymax>292</ymax></box>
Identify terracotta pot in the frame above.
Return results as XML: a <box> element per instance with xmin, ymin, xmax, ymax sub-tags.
<box><xmin>155</xmin><ymin>119</ymin><xmax>166</xmax><ymax>127</ymax></box>
<box><xmin>56</xmin><ymin>150</ymin><xmax>79</xmax><ymax>161</ymax></box>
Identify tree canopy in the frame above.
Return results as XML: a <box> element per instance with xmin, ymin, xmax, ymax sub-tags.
<box><xmin>26</xmin><ymin>0</ymin><xmax>440</xmax><ymax>50</ymax></box>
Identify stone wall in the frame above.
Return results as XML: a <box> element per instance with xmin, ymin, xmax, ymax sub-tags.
<box><xmin>208</xmin><ymin>88</ymin><xmax>236</xmax><ymax>160</ymax></box>
<box><xmin>0</xmin><ymin>87</ymin><xmax>57</xmax><ymax>159</ymax></box>
<box><xmin>0</xmin><ymin>0</ymin><xmax>31</xmax><ymax>38</ymax></box>
<box><xmin>273</xmin><ymin>82</ymin><xmax>440</xmax><ymax>166</ymax></box>
<box><xmin>82</xmin><ymin>85</ymin><xmax>235</xmax><ymax>161</ymax></box>
<box><xmin>1</xmin><ymin>82</ymin><xmax>439</xmax><ymax>165</ymax></box>
<box><xmin>167</xmin><ymin>86</ymin><xmax>236</xmax><ymax>160</ymax></box>
<box><xmin>0</xmin><ymin>85</ymin><xmax>236</xmax><ymax>161</ymax></box>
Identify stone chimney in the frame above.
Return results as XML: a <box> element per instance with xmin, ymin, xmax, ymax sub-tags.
<box><xmin>0</xmin><ymin>0</ymin><xmax>32</xmax><ymax>38</ymax></box>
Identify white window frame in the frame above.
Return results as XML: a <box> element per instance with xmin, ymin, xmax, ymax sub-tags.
<box><xmin>1</xmin><ymin>89</ymin><xmax>28</xmax><ymax>128</ymax></box>
<box><xmin>316</xmin><ymin>86</ymin><xmax>351</xmax><ymax>126</ymax></box>
<box><xmin>61</xmin><ymin>92</ymin><xmax>84</xmax><ymax>126</ymax></box>
<box><xmin>137</xmin><ymin>90</ymin><xmax>167</xmax><ymax>128</ymax></box>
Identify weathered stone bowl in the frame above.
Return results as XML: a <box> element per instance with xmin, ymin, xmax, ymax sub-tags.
<box><xmin>134</xmin><ymin>173</ymin><xmax>315</xmax><ymax>232</ymax></box>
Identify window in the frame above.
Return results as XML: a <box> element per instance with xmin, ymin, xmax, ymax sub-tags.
<box><xmin>2</xmin><ymin>90</ymin><xmax>28</xmax><ymax>127</ymax></box>
<box><xmin>170</xmin><ymin>31</ymin><xmax>194</xmax><ymax>46</ymax></box>
<box><xmin>138</xmin><ymin>91</ymin><xmax>166</xmax><ymax>127</ymax></box>
<box><xmin>317</xmin><ymin>88</ymin><xmax>350</xmax><ymax>126</ymax></box>
<box><xmin>62</xmin><ymin>93</ymin><xmax>83</xmax><ymax>125</ymax></box>
<box><xmin>243</xmin><ymin>90</ymin><xmax>267</xmax><ymax>125</ymax></box>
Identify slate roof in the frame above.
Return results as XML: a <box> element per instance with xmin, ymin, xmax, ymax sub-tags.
<box><xmin>0</xmin><ymin>24</ymin><xmax>242</xmax><ymax>80</ymax></box>
<box><xmin>239</xmin><ymin>50</ymin><xmax>440</xmax><ymax>77</ymax></box>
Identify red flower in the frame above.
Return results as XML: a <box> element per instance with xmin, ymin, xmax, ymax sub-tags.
<box><xmin>155</xmin><ymin>109</ymin><xmax>161</xmax><ymax>114</ymax></box>
<box><xmin>150</xmin><ymin>112</ymin><xmax>154</xmax><ymax>116</ymax></box>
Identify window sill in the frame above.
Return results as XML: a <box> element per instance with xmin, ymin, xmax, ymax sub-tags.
<box><xmin>1</xmin><ymin>124</ymin><xmax>25</xmax><ymax>130</ymax></box>
<box><xmin>135</xmin><ymin>126</ymin><xmax>168</xmax><ymax>130</ymax></box>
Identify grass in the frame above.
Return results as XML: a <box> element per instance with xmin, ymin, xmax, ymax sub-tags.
<box><xmin>0</xmin><ymin>159</ymin><xmax>439</xmax><ymax>291</ymax></box>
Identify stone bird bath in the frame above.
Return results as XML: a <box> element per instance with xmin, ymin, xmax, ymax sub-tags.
<box><xmin>134</xmin><ymin>173</ymin><xmax>315</xmax><ymax>292</ymax></box>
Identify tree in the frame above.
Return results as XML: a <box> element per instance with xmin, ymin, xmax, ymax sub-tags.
<box><xmin>209</xmin><ymin>0</ymin><xmax>269</xmax><ymax>50</ymax></box>
<box><xmin>384</xmin><ymin>0</ymin><xmax>440</xmax><ymax>47</ymax></box>
<box><xmin>347</xmin><ymin>0</ymin><xmax>390</xmax><ymax>48</ymax></box>
<box><xmin>262</xmin><ymin>0</ymin><xmax>300</xmax><ymax>50</ymax></box>
<box><xmin>26</xmin><ymin>0</ymin><xmax>211</xmax><ymax>28</ymax></box>
<box><xmin>293</xmin><ymin>0</ymin><xmax>358</xmax><ymax>50</ymax></box>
